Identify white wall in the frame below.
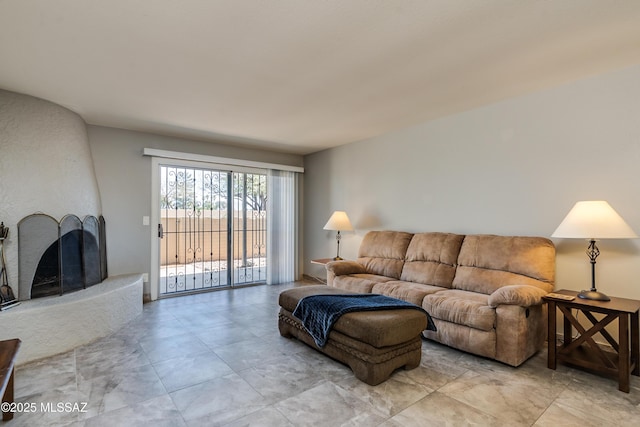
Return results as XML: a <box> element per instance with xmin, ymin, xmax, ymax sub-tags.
<box><xmin>87</xmin><ymin>125</ymin><xmax>304</xmax><ymax>296</ymax></box>
<box><xmin>0</xmin><ymin>90</ymin><xmax>102</xmax><ymax>297</ymax></box>
<box><xmin>304</xmin><ymin>64</ymin><xmax>640</xmax><ymax>301</ymax></box>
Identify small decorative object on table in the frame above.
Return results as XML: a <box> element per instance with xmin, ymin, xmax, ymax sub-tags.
<box><xmin>0</xmin><ymin>222</ymin><xmax>20</xmax><ymax>310</ymax></box>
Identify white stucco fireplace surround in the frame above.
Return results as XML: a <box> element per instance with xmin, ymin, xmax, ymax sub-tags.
<box><xmin>0</xmin><ymin>275</ymin><xmax>142</xmax><ymax>364</ymax></box>
<box><xmin>0</xmin><ymin>89</ymin><xmax>143</xmax><ymax>365</ymax></box>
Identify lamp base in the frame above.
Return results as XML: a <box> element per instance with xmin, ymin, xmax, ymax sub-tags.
<box><xmin>332</xmin><ymin>256</ymin><xmax>343</xmax><ymax>261</ymax></box>
<box><xmin>578</xmin><ymin>290</ymin><xmax>610</xmax><ymax>302</ymax></box>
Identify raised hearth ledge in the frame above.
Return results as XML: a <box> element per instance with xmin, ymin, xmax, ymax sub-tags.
<box><xmin>0</xmin><ymin>274</ymin><xmax>143</xmax><ymax>365</ymax></box>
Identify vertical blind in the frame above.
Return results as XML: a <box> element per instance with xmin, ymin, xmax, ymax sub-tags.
<box><xmin>266</xmin><ymin>169</ymin><xmax>298</xmax><ymax>284</ymax></box>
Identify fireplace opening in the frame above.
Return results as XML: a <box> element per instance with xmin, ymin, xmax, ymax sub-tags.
<box><xmin>18</xmin><ymin>214</ymin><xmax>107</xmax><ymax>300</ymax></box>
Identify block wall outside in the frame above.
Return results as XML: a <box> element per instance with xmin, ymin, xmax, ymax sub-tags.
<box><xmin>160</xmin><ymin>209</ymin><xmax>266</xmax><ymax>265</ymax></box>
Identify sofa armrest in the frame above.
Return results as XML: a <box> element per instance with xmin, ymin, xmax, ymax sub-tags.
<box><xmin>488</xmin><ymin>285</ymin><xmax>549</xmax><ymax>308</ymax></box>
<box><xmin>326</xmin><ymin>260</ymin><xmax>366</xmax><ymax>276</ymax></box>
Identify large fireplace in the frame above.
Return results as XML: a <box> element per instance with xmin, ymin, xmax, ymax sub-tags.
<box><xmin>18</xmin><ymin>213</ymin><xmax>107</xmax><ymax>300</ymax></box>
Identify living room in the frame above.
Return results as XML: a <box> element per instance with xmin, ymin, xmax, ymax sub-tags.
<box><xmin>1</xmin><ymin>1</ymin><xmax>640</xmax><ymax>426</ymax></box>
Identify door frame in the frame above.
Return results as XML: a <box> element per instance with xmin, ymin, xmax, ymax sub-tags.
<box><xmin>149</xmin><ymin>157</ymin><xmax>267</xmax><ymax>301</ymax></box>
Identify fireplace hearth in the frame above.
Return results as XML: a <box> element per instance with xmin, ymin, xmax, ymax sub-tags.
<box><xmin>18</xmin><ymin>214</ymin><xmax>107</xmax><ymax>300</ymax></box>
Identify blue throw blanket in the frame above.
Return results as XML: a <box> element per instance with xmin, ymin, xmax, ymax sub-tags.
<box><xmin>292</xmin><ymin>294</ymin><xmax>436</xmax><ymax>348</ymax></box>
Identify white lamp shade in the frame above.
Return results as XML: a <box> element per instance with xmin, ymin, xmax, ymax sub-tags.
<box><xmin>323</xmin><ymin>211</ymin><xmax>353</xmax><ymax>231</ymax></box>
<box><xmin>552</xmin><ymin>201</ymin><xmax>638</xmax><ymax>239</ymax></box>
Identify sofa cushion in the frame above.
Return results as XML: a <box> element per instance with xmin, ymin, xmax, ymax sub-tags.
<box><xmin>400</xmin><ymin>232</ymin><xmax>465</xmax><ymax>288</ymax></box>
<box><xmin>332</xmin><ymin>274</ymin><xmax>393</xmax><ymax>293</ymax></box>
<box><xmin>422</xmin><ymin>289</ymin><xmax>495</xmax><ymax>332</ymax></box>
<box><xmin>371</xmin><ymin>281</ymin><xmax>447</xmax><ymax>306</ymax></box>
<box><xmin>357</xmin><ymin>231</ymin><xmax>413</xmax><ymax>279</ymax></box>
<box><xmin>452</xmin><ymin>235</ymin><xmax>555</xmax><ymax>295</ymax></box>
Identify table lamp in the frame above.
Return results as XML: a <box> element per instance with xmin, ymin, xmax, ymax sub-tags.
<box><xmin>551</xmin><ymin>201</ymin><xmax>637</xmax><ymax>301</ymax></box>
<box><xmin>323</xmin><ymin>211</ymin><xmax>353</xmax><ymax>260</ymax></box>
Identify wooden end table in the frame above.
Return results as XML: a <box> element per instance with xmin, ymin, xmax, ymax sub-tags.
<box><xmin>1</xmin><ymin>338</ymin><xmax>21</xmax><ymax>421</ymax></box>
<box><xmin>544</xmin><ymin>290</ymin><xmax>640</xmax><ymax>392</ymax></box>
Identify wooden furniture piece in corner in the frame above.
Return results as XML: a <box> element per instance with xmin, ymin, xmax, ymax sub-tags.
<box><xmin>544</xmin><ymin>290</ymin><xmax>640</xmax><ymax>392</ymax></box>
<box><xmin>1</xmin><ymin>338</ymin><xmax>21</xmax><ymax>421</ymax></box>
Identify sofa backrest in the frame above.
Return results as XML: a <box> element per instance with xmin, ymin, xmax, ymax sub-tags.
<box><xmin>400</xmin><ymin>232</ymin><xmax>465</xmax><ymax>288</ymax></box>
<box><xmin>452</xmin><ymin>235</ymin><xmax>555</xmax><ymax>294</ymax></box>
<box><xmin>357</xmin><ymin>231</ymin><xmax>413</xmax><ymax>279</ymax></box>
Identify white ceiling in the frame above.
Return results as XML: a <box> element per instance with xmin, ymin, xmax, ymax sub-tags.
<box><xmin>2</xmin><ymin>1</ymin><xmax>640</xmax><ymax>155</ymax></box>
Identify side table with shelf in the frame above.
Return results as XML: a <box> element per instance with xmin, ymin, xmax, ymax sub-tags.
<box><xmin>544</xmin><ymin>289</ymin><xmax>640</xmax><ymax>392</ymax></box>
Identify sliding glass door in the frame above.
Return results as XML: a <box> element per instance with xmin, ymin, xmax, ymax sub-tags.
<box><xmin>158</xmin><ymin>162</ymin><xmax>267</xmax><ymax>296</ymax></box>
<box><xmin>232</xmin><ymin>172</ymin><xmax>268</xmax><ymax>286</ymax></box>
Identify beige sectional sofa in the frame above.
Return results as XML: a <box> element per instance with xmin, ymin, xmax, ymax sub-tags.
<box><xmin>326</xmin><ymin>231</ymin><xmax>555</xmax><ymax>367</ymax></box>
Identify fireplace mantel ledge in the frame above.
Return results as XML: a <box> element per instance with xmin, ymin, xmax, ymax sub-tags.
<box><xmin>0</xmin><ymin>274</ymin><xmax>143</xmax><ymax>365</ymax></box>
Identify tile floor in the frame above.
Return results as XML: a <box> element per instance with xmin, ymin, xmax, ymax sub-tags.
<box><xmin>6</xmin><ymin>281</ymin><xmax>640</xmax><ymax>426</ymax></box>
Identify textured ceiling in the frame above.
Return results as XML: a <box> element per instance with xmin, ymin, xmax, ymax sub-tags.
<box><xmin>1</xmin><ymin>0</ymin><xmax>640</xmax><ymax>155</ymax></box>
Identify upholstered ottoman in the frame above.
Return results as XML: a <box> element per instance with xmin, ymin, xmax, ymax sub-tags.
<box><xmin>278</xmin><ymin>285</ymin><xmax>428</xmax><ymax>385</ymax></box>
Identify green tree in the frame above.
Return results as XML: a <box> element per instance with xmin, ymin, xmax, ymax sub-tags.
<box><xmin>234</xmin><ymin>173</ymin><xmax>267</xmax><ymax>211</ymax></box>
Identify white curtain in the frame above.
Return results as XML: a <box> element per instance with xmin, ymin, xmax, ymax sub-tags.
<box><xmin>267</xmin><ymin>170</ymin><xmax>298</xmax><ymax>284</ymax></box>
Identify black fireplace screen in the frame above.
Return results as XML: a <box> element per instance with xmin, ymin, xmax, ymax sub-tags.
<box><xmin>18</xmin><ymin>214</ymin><xmax>107</xmax><ymax>300</ymax></box>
